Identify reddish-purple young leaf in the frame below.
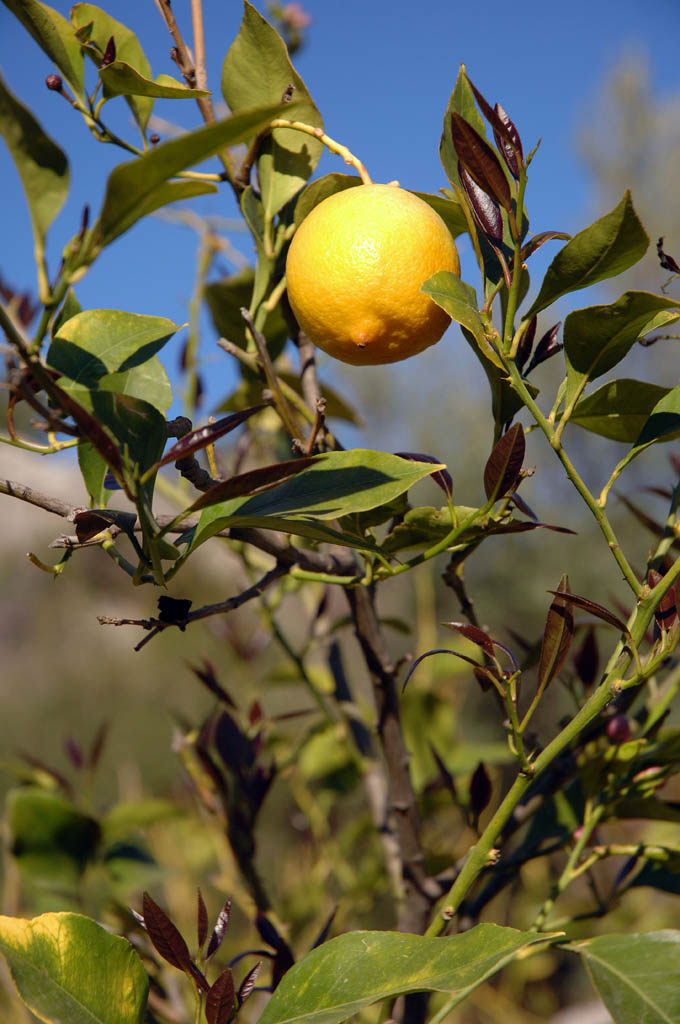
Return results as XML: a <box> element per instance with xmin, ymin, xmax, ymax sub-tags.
<box><xmin>648</xmin><ymin>568</ymin><xmax>678</xmax><ymax>630</ymax></box>
<box><xmin>536</xmin><ymin>575</ymin><xmax>574</xmax><ymax>696</ymax></box>
<box><xmin>272</xmin><ymin>944</ymin><xmax>296</xmax><ymax>989</ymax></box>
<box><xmin>469</xmin><ymin>761</ymin><xmax>492</xmax><ymax>818</ymax></box>
<box><xmin>191</xmin><ymin>660</ymin><xmax>236</xmax><ymax>706</ymax></box>
<box><xmin>206</xmin><ymin>968</ymin><xmax>236</xmax><ymax>1024</ymax></box>
<box><xmin>188</xmin><ymin>961</ymin><xmax>210</xmax><ymax>993</ymax></box>
<box><xmin>101</xmin><ymin>35</ymin><xmax>116</xmax><ymax>66</ymax></box>
<box><xmin>393</xmin><ymin>451</ymin><xmax>453</xmax><ymax>497</ymax></box>
<box><xmin>515</xmin><ymin>316</ymin><xmax>537</xmax><ymax>374</ymax></box>
<box><xmin>73</xmin><ymin>510</ymin><xmax>115</xmax><ymax>542</ymax></box>
<box><xmin>142</xmin><ymin>891</ymin><xmax>194</xmax><ymax>973</ymax></box>
<box><xmin>458</xmin><ymin>164</ymin><xmax>503</xmax><ymax>242</ymax></box>
<box><xmin>237</xmin><ymin>961</ymin><xmax>262</xmax><ymax>1005</ymax></box>
<box><xmin>657</xmin><ymin>237</ymin><xmax>680</xmax><ymax>275</ymax></box>
<box><xmin>546</xmin><ymin>590</ymin><xmax>630</xmax><ymax>635</ymax></box>
<box><xmin>187</xmin><ymin>455</ymin><xmax>318</xmax><ymax>513</ymax></box>
<box><xmin>670</xmin><ymin>453</ymin><xmax>680</xmax><ymax>477</ymax></box>
<box><xmin>466</xmin><ymin>79</ymin><xmax>523</xmax><ymax>176</ymax></box>
<box><xmin>573</xmin><ymin>627</ymin><xmax>599</xmax><ymax>688</ymax></box>
<box><xmin>311</xmin><ymin>906</ymin><xmax>337</xmax><ymax>949</ymax></box>
<box><xmin>526</xmin><ymin>323</ymin><xmax>562</xmax><ymax>374</ymax></box>
<box><xmin>442</xmin><ymin>621</ymin><xmax>494</xmax><ymax>657</ymax></box>
<box><xmin>450</xmin><ymin>112</ymin><xmax>512</xmax><ymax>211</ymax></box>
<box><xmin>256</xmin><ymin>913</ymin><xmax>284</xmax><ymax>951</ymax></box>
<box><xmin>156</xmin><ymin>404</ymin><xmax>269</xmax><ymax>469</ymax></box>
<box><xmin>521</xmin><ymin>231</ymin><xmax>570</xmax><ymax>262</ymax></box>
<box><xmin>483</xmin><ymin>423</ymin><xmax>525</xmax><ymax>501</ymax></box>
<box><xmin>205</xmin><ymin>899</ymin><xmax>232</xmax><ymax>960</ymax></box>
<box><xmin>510</xmin><ymin>491</ymin><xmax>537</xmax><ymax>520</ymax></box>
<box><xmin>18</xmin><ymin>751</ymin><xmax>73</xmax><ymax>795</ymax></box>
<box><xmin>493</xmin><ymin>102</ymin><xmax>523</xmax><ymax>179</ymax></box>
<box><xmin>64</xmin><ymin>736</ymin><xmax>83</xmax><ymax>769</ymax></box>
<box><xmin>197</xmin><ymin>889</ymin><xmax>209</xmax><ymax>950</ymax></box>
<box><xmin>87</xmin><ymin>721</ymin><xmax>108</xmax><ymax>770</ymax></box>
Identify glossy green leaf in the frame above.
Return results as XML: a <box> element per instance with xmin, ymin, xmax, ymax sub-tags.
<box><xmin>423</xmin><ymin>272</ymin><xmax>502</xmax><ymax>367</ymax></box>
<box><xmin>0</xmin><ymin>911</ymin><xmax>148</xmax><ymax>1024</ymax></box>
<box><xmin>222</xmin><ymin>1</ymin><xmax>323</xmax><ymax>217</ymax></box>
<box><xmin>99</xmin><ymin>358</ymin><xmax>172</xmax><ymax>411</ymax></box>
<box><xmin>569</xmin><ymin>931</ymin><xmax>680</xmax><ymax>1024</ymax></box>
<box><xmin>47</xmin><ymin>309</ymin><xmax>179</xmax><ymax>387</ymax></box>
<box><xmin>635</xmin><ymin>384</ymin><xmax>680</xmax><ymax>447</ymax></box>
<box><xmin>565</xmin><ymin>291</ymin><xmax>680</xmax><ymax>402</ymax></box>
<box><xmin>189</xmin><ymin>450</ymin><xmax>444</xmax><ymax>552</ymax></box>
<box><xmin>440</xmin><ymin>63</ymin><xmax>487</xmax><ymax>190</ymax></box>
<box><xmin>99</xmin><ymin>63</ymin><xmax>209</xmax><ymax>100</ymax></box>
<box><xmin>294</xmin><ymin>173</ymin><xmax>361</xmax><ymax>226</ymax></box>
<box><xmin>0</xmin><ymin>71</ymin><xmax>68</xmax><ymax>248</ymax></box>
<box><xmin>3</xmin><ymin>0</ymin><xmax>85</xmax><ymax>102</ymax></box>
<box><xmin>71</xmin><ymin>3</ymin><xmax>154</xmax><ymax>132</ymax></box>
<box><xmin>67</xmin><ymin>388</ymin><xmax>167</xmax><ymax>480</ymax></box>
<box><xmin>527</xmin><ymin>192</ymin><xmax>649</xmax><ymax>317</ymax></box>
<box><xmin>257</xmin><ymin>926</ymin><xmax>552</xmax><ymax>1024</ymax></box>
<box><xmin>84</xmin><ymin>103</ymin><xmax>291</xmax><ymax>259</ymax></box>
<box><xmin>413</xmin><ymin>190</ymin><xmax>468</xmax><ymax>239</ymax></box>
<box><xmin>570</xmin><ymin>379</ymin><xmax>670</xmax><ymax>442</ymax></box>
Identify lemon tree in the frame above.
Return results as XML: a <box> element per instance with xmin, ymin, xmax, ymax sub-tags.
<box><xmin>2</xmin><ymin>3</ymin><xmax>680</xmax><ymax>1024</ymax></box>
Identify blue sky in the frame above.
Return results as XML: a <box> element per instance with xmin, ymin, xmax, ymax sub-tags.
<box><xmin>1</xmin><ymin>0</ymin><xmax>680</xmax><ymax>427</ymax></box>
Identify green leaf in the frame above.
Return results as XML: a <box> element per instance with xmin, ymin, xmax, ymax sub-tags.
<box><xmin>66</xmin><ymin>388</ymin><xmax>167</xmax><ymax>483</ymax></box>
<box><xmin>189</xmin><ymin>450</ymin><xmax>444</xmax><ymax>552</ymax></box>
<box><xmin>294</xmin><ymin>173</ymin><xmax>361</xmax><ymax>226</ymax></box>
<box><xmin>422</xmin><ymin>272</ymin><xmax>503</xmax><ymax>368</ymax></box>
<box><xmin>205</xmin><ymin>267</ymin><xmax>288</xmax><ymax>360</ymax></box>
<box><xmin>0</xmin><ymin>71</ymin><xmax>68</xmax><ymax>250</ymax></box>
<box><xmin>440</xmin><ymin>63</ymin><xmax>487</xmax><ymax>190</ymax></box>
<box><xmin>569</xmin><ymin>931</ymin><xmax>680</xmax><ymax>1024</ymax></box>
<box><xmin>99</xmin><ymin>63</ymin><xmax>209</xmax><ymax>100</ymax></box>
<box><xmin>257</xmin><ymin>926</ymin><xmax>552</xmax><ymax>1024</ymax></box>
<box><xmin>84</xmin><ymin>102</ymin><xmax>292</xmax><ymax>259</ymax></box>
<box><xmin>78</xmin><ymin>441</ymin><xmax>112</xmax><ymax>506</ymax></box>
<box><xmin>565</xmin><ymin>291</ymin><xmax>680</xmax><ymax>402</ymax></box>
<box><xmin>70</xmin><ymin>3</ymin><xmax>154</xmax><ymax>132</ymax></box>
<box><xmin>3</xmin><ymin>0</ymin><xmax>85</xmax><ymax>102</ymax></box>
<box><xmin>99</xmin><ymin>358</ymin><xmax>172</xmax><ymax>412</ymax></box>
<box><xmin>412</xmin><ymin>191</ymin><xmax>468</xmax><ymax>239</ymax></box>
<box><xmin>47</xmin><ymin>309</ymin><xmax>179</xmax><ymax>387</ymax></box>
<box><xmin>7</xmin><ymin>788</ymin><xmax>100</xmax><ymax>890</ymax></box>
<box><xmin>221</xmin><ymin>1</ymin><xmax>323</xmax><ymax>218</ymax></box>
<box><xmin>570</xmin><ymin>379</ymin><xmax>671</xmax><ymax>442</ymax></box>
<box><xmin>635</xmin><ymin>384</ymin><xmax>680</xmax><ymax>447</ymax></box>
<box><xmin>0</xmin><ymin>911</ymin><xmax>148</xmax><ymax>1024</ymax></box>
<box><xmin>527</xmin><ymin>192</ymin><xmax>649</xmax><ymax>317</ymax></box>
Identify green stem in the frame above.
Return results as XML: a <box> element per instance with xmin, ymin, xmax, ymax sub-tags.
<box><xmin>531</xmin><ymin>802</ymin><xmax>605</xmax><ymax>929</ymax></box>
<box><xmin>505</xmin><ymin>360</ymin><xmax>642</xmax><ymax>597</ymax></box>
<box><xmin>424</xmin><ymin>676</ymin><xmax>619</xmax><ymax>935</ymax></box>
<box><xmin>502</xmin><ymin>169</ymin><xmax>528</xmax><ymax>352</ymax></box>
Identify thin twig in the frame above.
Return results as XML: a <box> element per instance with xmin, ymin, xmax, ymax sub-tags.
<box><xmin>98</xmin><ymin>563</ymin><xmax>288</xmax><ymax>651</ymax></box>
<box><xmin>190</xmin><ymin>0</ymin><xmax>209</xmax><ymax>95</ymax></box>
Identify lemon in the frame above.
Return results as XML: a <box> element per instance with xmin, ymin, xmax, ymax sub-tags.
<box><xmin>285</xmin><ymin>183</ymin><xmax>460</xmax><ymax>366</ymax></box>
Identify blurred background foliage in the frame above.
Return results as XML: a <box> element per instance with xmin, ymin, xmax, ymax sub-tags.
<box><xmin>2</xmin><ymin>42</ymin><xmax>680</xmax><ymax>1024</ymax></box>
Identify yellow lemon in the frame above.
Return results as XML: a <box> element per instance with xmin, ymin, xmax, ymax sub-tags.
<box><xmin>285</xmin><ymin>183</ymin><xmax>460</xmax><ymax>365</ymax></box>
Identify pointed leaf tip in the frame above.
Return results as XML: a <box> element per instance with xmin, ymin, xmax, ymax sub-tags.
<box><xmin>483</xmin><ymin>423</ymin><xmax>525</xmax><ymax>501</ymax></box>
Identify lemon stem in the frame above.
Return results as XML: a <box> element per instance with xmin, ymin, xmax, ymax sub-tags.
<box><xmin>269</xmin><ymin>119</ymin><xmax>372</xmax><ymax>184</ymax></box>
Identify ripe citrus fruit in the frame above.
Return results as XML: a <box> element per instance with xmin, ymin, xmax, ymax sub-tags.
<box><xmin>285</xmin><ymin>183</ymin><xmax>460</xmax><ymax>365</ymax></box>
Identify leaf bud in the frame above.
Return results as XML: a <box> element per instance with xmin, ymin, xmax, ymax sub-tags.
<box><xmin>45</xmin><ymin>74</ymin><xmax>63</xmax><ymax>91</ymax></box>
<box><xmin>150</xmin><ymin>133</ymin><xmax>161</xmax><ymax>145</ymax></box>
